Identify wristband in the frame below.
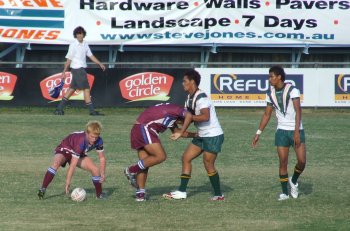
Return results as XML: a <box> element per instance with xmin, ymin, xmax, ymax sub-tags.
<box><xmin>256</xmin><ymin>129</ymin><xmax>262</xmax><ymax>135</ymax></box>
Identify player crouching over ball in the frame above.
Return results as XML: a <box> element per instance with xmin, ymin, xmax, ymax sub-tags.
<box><xmin>37</xmin><ymin>121</ymin><xmax>107</xmax><ymax>200</ymax></box>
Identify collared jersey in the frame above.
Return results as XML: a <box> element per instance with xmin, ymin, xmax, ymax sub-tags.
<box><xmin>65</xmin><ymin>40</ymin><xmax>93</xmax><ymax>69</ymax></box>
<box><xmin>136</xmin><ymin>103</ymin><xmax>187</xmax><ymax>134</ymax></box>
<box><xmin>55</xmin><ymin>131</ymin><xmax>104</xmax><ymax>158</ymax></box>
<box><xmin>185</xmin><ymin>89</ymin><xmax>223</xmax><ymax>137</ymax></box>
<box><xmin>266</xmin><ymin>83</ymin><xmax>303</xmax><ymax>130</ymax></box>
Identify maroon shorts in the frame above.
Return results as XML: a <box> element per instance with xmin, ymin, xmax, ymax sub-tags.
<box><xmin>130</xmin><ymin>124</ymin><xmax>160</xmax><ymax>150</ymax></box>
<box><xmin>54</xmin><ymin>148</ymin><xmax>86</xmax><ymax>168</ymax></box>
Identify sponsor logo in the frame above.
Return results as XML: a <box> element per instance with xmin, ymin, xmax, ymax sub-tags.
<box><xmin>40</xmin><ymin>72</ymin><xmax>95</xmax><ymax>101</ymax></box>
<box><xmin>119</xmin><ymin>72</ymin><xmax>174</xmax><ymax>102</ymax></box>
<box><xmin>211</xmin><ymin>73</ymin><xmax>303</xmax><ymax>101</ymax></box>
<box><xmin>335</xmin><ymin>74</ymin><xmax>350</xmax><ymax>101</ymax></box>
<box><xmin>0</xmin><ymin>71</ymin><xmax>17</xmax><ymax>100</ymax></box>
<box><xmin>0</xmin><ymin>0</ymin><xmax>64</xmax><ymax>41</ymax></box>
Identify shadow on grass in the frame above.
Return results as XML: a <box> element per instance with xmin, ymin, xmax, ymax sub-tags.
<box><xmin>147</xmin><ymin>182</ymin><xmax>234</xmax><ymax>198</ymax></box>
<box><xmin>300</xmin><ymin>182</ymin><xmax>313</xmax><ymax>196</ymax></box>
<box><xmin>85</xmin><ymin>187</ymin><xmax>117</xmax><ymax>197</ymax></box>
<box><xmin>42</xmin><ymin>187</ymin><xmax>117</xmax><ymax>200</ymax></box>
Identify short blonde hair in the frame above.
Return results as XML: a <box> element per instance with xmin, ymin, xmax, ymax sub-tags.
<box><xmin>86</xmin><ymin>120</ymin><xmax>102</xmax><ymax>135</ymax></box>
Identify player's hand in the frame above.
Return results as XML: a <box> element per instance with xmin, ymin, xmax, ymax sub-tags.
<box><xmin>170</xmin><ymin>132</ymin><xmax>182</xmax><ymax>141</ymax></box>
<box><xmin>100</xmin><ymin>174</ymin><xmax>106</xmax><ymax>183</ymax></box>
<box><xmin>65</xmin><ymin>184</ymin><xmax>70</xmax><ymax>195</ymax></box>
<box><xmin>294</xmin><ymin>132</ymin><xmax>301</xmax><ymax>148</ymax></box>
<box><xmin>100</xmin><ymin>63</ymin><xmax>106</xmax><ymax>71</ymax></box>
<box><xmin>61</xmin><ymin>72</ymin><xmax>66</xmax><ymax>80</ymax></box>
<box><xmin>252</xmin><ymin>134</ymin><xmax>260</xmax><ymax>148</ymax></box>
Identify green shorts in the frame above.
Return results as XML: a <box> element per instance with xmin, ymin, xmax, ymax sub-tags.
<box><xmin>191</xmin><ymin>134</ymin><xmax>224</xmax><ymax>154</ymax></box>
<box><xmin>275</xmin><ymin>129</ymin><xmax>305</xmax><ymax>147</ymax></box>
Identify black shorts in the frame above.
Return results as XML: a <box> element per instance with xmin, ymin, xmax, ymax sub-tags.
<box><xmin>70</xmin><ymin>68</ymin><xmax>89</xmax><ymax>90</ymax></box>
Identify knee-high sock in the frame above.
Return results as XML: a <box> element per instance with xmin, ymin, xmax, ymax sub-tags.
<box><xmin>92</xmin><ymin>176</ymin><xmax>102</xmax><ymax>197</ymax></box>
<box><xmin>208</xmin><ymin>171</ymin><xmax>222</xmax><ymax>196</ymax></box>
<box><xmin>279</xmin><ymin>174</ymin><xmax>289</xmax><ymax>195</ymax></box>
<box><xmin>178</xmin><ymin>174</ymin><xmax>191</xmax><ymax>192</ymax></box>
<box><xmin>41</xmin><ymin>167</ymin><xmax>56</xmax><ymax>189</ymax></box>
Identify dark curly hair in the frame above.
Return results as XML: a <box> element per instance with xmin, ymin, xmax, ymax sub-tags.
<box><xmin>184</xmin><ymin>69</ymin><xmax>201</xmax><ymax>86</ymax></box>
<box><xmin>73</xmin><ymin>26</ymin><xmax>86</xmax><ymax>38</ymax></box>
<box><xmin>269</xmin><ymin>65</ymin><xmax>286</xmax><ymax>82</ymax></box>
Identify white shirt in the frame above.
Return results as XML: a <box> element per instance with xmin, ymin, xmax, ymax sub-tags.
<box><xmin>266</xmin><ymin>84</ymin><xmax>303</xmax><ymax>130</ymax></box>
<box><xmin>65</xmin><ymin>40</ymin><xmax>93</xmax><ymax>69</ymax></box>
<box><xmin>185</xmin><ymin>89</ymin><xmax>223</xmax><ymax>137</ymax></box>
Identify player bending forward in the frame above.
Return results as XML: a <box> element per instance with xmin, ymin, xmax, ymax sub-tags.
<box><xmin>124</xmin><ymin>103</ymin><xmax>193</xmax><ymax>201</ymax></box>
<box><xmin>252</xmin><ymin>66</ymin><xmax>307</xmax><ymax>201</ymax></box>
<box><xmin>37</xmin><ymin>121</ymin><xmax>107</xmax><ymax>199</ymax></box>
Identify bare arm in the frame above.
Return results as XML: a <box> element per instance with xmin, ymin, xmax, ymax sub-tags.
<box><xmin>89</xmin><ymin>55</ymin><xmax>106</xmax><ymax>71</ymax></box>
<box><xmin>170</xmin><ymin>111</ymin><xmax>193</xmax><ymax>140</ymax></box>
<box><xmin>61</xmin><ymin>59</ymin><xmax>71</xmax><ymax>79</ymax></box>
<box><xmin>65</xmin><ymin>156</ymin><xmax>79</xmax><ymax>194</ymax></box>
<box><xmin>251</xmin><ymin>105</ymin><xmax>273</xmax><ymax>148</ymax></box>
<box><xmin>98</xmin><ymin>151</ymin><xmax>106</xmax><ymax>183</ymax></box>
<box><xmin>292</xmin><ymin>98</ymin><xmax>302</xmax><ymax>148</ymax></box>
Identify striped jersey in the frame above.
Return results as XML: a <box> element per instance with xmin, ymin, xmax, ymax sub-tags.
<box><xmin>185</xmin><ymin>89</ymin><xmax>223</xmax><ymax>137</ymax></box>
<box><xmin>266</xmin><ymin>83</ymin><xmax>303</xmax><ymax>130</ymax></box>
<box><xmin>55</xmin><ymin>131</ymin><xmax>104</xmax><ymax>158</ymax></box>
<box><xmin>136</xmin><ymin>103</ymin><xmax>187</xmax><ymax>134</ymax></box>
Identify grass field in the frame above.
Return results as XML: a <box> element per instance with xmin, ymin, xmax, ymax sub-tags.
<box><xmin>0</xmin><ymin>107</ymin><xmax>349</xmax><ymax>231</ymax></box>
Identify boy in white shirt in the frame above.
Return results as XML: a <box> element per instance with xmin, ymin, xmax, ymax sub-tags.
<box><xmin>54</xmin><ymin>26</ymin><xmax>106</xmax><ymax>116</ymax></box>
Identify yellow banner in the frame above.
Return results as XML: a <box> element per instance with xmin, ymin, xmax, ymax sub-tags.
<box><xmin>335</xmin><ymin>94</ymin><xmax>350</xmax><ymax>100</ymax></box>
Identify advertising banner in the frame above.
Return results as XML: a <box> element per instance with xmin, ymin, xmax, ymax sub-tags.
<box><xmin>196</xmin><ymin>68</ymin><xmax>350</xmax><ymax>107</ymax></box>
<box><xmin>0</xmin><ymin>68</ymin><xmax>187</xmax><ymax>107</ymax></box>
<box><xmin>0</xmin><ymin>0</ymin><xmax>349</xmax><ymax>46</ymax></box>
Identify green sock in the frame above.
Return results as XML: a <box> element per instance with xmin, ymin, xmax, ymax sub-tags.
<box><xmin>279</xmin><ymin>174</ymin><xmax>289</xmax><ymax>195</ymax></box>
<box><xmin>291</xmin><ymin>165</ymin><xmax>303</xmax><ymax>184</ymax></box>
<box><xmin>178</xmin><ymin>174</ymin><xmax>190</xmax><ymax>192</ymax></box>
<box><xmin>208</xmin><ymin>171</ymin><xmax>222</xmax><ymax>196</ymax></box>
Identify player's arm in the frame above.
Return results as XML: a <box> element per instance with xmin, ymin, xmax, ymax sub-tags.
<box><xmin>65</xmin><ymin>155</ymin><xmax>79</xmax><ymax>195</ymax></box>
<box><xmin>61</xmin><ymin>59</ymin><xmax>71</xmax><ymax>79</ymax></box>
<box><xmin>252</xmin><ymin>105</ymin><xmax>273</xmax><ymax>148</ymax></box>
<box><xmin>292</xmin><ymin>97</ymin><xmax>302</xmax><ymax>148</ymax></box>
<box><xmin>88</xmin><ymin>55</ymin><xmax>106</xmax><ymax>71</ymax></box>
<box><xmin>170</xmin><ymin>111</ymin><xmax>193</xmax><ymax>140</ymax></box>
<box><xmin>97</xmin><ymin>151</ymin><xmax>106</xmax><ymax>183</ymax></box>
<box><xmin>172</xmin><ymin>127</ymin><xmax>198</xmax><ymax>138</ymax></box>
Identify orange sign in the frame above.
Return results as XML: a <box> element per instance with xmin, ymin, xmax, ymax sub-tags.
<box><xmin>40</xmin><ymin>72</ymin><xmax>95</xmax><ymax>101</ymax></box>
<box><xmin>119</xmin><ymin>72</ymin><xmax>174</xmax><ymax>102</ymax></box>
<box><xmin>0</xmin><ymin>72</ymin><xmax>17</xmax><ymax>100</ymax></box>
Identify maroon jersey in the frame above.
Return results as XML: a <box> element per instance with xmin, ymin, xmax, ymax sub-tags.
<box><xmin>136</xmin><ymin>103</ymin><xmax>187</xmax><ymax>134</ymax></box>
<box><xmin>55</xmin><ymin>131</ymin><xmax>104</xmax><ymax>158</ymax></box>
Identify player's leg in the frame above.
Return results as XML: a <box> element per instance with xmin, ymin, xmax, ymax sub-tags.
<box><xmin>163</xmin><ymin>143</ymin><xmax>202</xmax><ymax>200</ymax></box>
<box><xmin>38</xmin><ymin>153</ymin><xmax>67</xmax><ymax>199</ymax></box>
<box><xmin>128</xmin><ymin>143</ymin><xmax>167</xmax><ymax>174</ymax></box>
<box><xmin>289</xmin><ymin>131</ymin><xmax>306</xmax><ymax>198</ymax></box>
<box><xmin>203</xmin><ymin>152</ymin><xmax>224</xmax><ymax>200</ymax></box>
<box><xmin>54</xmin><ymin>88</ymin><xmax>75</xmax><ymax>115</ymax></box>
<box><xmin>78</xmin><ymin>156</ymin><xmax>103</xmax><ymax>198</ymax></box>
<box><xmin>135</xmin><ymin>149</ymin><xmax>149</xmax><ymax>201</ymax></box>
<box><xmin>291</xmin><ymin>131</ymin><xmax>306</xmax><ymax>184</ymax></box>
<box><xmin>202</xmin><ymin>134</ymin><xmax>225</xmax><ymax>200</ymax></box>
<box><xmin>83</xmin><ymin>89</ymin><xmax>100</xmax><ymax>115</ymax></box>
<box><xmin>277</xmin><ymin>146</ymin><xmax>290</xmax><ymax>200</ymax></box>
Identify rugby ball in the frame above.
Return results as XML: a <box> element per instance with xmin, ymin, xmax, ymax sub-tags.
<box><xmin>71</xmin><ymin>188</ymin><xmax>87</xmax><ymax>202</ymax></box>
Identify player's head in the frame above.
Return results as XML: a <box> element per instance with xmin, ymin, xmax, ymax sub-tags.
<box><xmin>184</xmin><ymin>69</ymin><xmax>201</xmax><ymax>86</ymax></box>
<box><xmin>86</xmin><ymin>120</ymin><xmax>102</xmax><ymax>135</ymax></box>
<box><xmin>269</xmin><ymin>65</ymin><xmax>285</xmax><ymax>82</ymax></box>
<box><xmin>86</xmin><ymin>121</ymin><xmax>102</xmax><ymax>144</ymax></box>
<box><xmin>73</xmin><ymin>26</ymin><xmax>87</xmax><ymax>38</ymax></box>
